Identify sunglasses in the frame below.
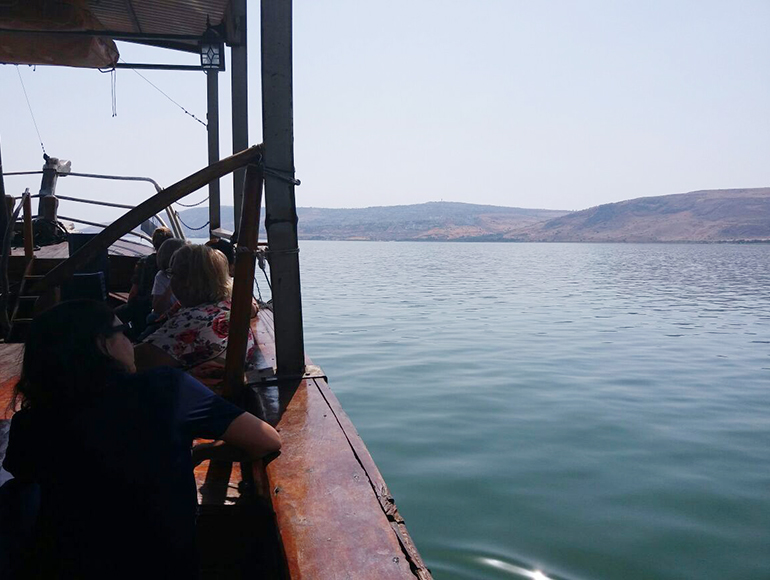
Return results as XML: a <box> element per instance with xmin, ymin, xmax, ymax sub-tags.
<box><xmin>106</xmin><ymin>321</ymin><xmax>133</xmax><ymax>336</ymax></box>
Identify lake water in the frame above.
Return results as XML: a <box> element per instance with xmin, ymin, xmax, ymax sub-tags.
<box><xmin>292</xmin><ymin>241</ymin><xmax>769</xmax><ymax>580</ymax></box>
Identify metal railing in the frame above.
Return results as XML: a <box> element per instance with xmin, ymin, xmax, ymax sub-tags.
<box><xmin>3</xmin><ymin>169</ymin><xmax>186</xmax><ymax>240</ymax></box>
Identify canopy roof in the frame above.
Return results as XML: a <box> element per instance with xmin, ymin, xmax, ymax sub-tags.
<box><xmin>0</xmin><ymin>0</ymin><xmax>235</xmax><ymax>68</ymax></box>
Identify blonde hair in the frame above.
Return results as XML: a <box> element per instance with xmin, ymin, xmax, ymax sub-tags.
<box><xmin>169</xmin><ymin>244</ymin><xmax>232</xmax><ymax>306</ymax></box>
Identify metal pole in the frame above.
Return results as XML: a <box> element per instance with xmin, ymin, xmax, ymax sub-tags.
<box><xmin>207</xmin><ymin>69</ymin><xmax>221</xmax><ymax>236</ymax></box>
<box><xmin>0</xmin><ymin>138</ymin><xmax>7</xmax><ymax>245</ymax></box>
<box><xmin>0</xmin><ymin>140</ymin><xmax>9</xmax><ymax>338</ymax></box>
<box><xmin>23</xmin><ymin>191</ymin><xmax>33</xmax><ymax>260</ymax></box>
<box><xmin>231</xmin><ymin>0</ymin><xmax>248</xmax><ymax>239</ymax></box>
<box><xmin>37</xmin><ymin>156</ymin><xmax>59</xmax><ymax>217</ymax></box>
<box><xmin>261</xmin><ymin>0</ymin><xmax>305</xmax><ymax>376</ymax></box>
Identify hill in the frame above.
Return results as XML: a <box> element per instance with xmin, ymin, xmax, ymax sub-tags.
<box><xmin>502</xmin><ymin>188</ymin><xmax>770</xmax><ymax>242</ymax></box>
<box><xmin>177</xmin><ymin>202</ymin><xmax>567</xmax><ymax>241</ymax></box>
<box><xmin>176</xmin><ymin>189</ymin><xmax>770</xmax><ymax>242</ymax></box>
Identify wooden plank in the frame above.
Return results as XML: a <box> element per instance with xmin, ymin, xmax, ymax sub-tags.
<box><xmin>224</xmin><ymin>162</ymin><xmax>263</xmax><ymax>400</ymax></box>
<box><xmin>10</xmin><ymin>239</ymin><xmax>152</xmax><ymax>259</ymax></box>
<box><xmin>313</xmin><ymin>376</ymin><xmax>432</xmax><ymax>579</ymax></box>
<box><xmin>0</xmin><ymin>343</ymin><xmax>22</xmax><ymax>418</ymax></box>
<box><xmin>264</xmin><ymin>378</ymin><xmax>423</xmax><ymax>579</ymax></box>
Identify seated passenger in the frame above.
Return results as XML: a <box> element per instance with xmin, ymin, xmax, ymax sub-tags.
<box><xmin>135</xmin><ymin>244</ymin><xmax>257</xmax><ymax>375</ymax></box>
<box><xmin>115</xmin><ymin>226</ymin><xmax>173</xmax><ymax>339</ymax></box>
<box><xmin>150</xmin><ymin>238</ymin><xmax>188</xmax><ymax>318</ymax></box>
<box><xmin>2</xmin><ymin>299</ymin><xmax>280</xmax><ymax>578</ymax></box>
<box><xmin>205</xmin><ymin>237</ymin><xmax>235</xmax><ymax>277</ymax></box>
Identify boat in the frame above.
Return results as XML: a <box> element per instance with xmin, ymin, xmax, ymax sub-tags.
<box><xmin>0</xmin><ymin>2</ymin><xmax>432</xmax><ymax>578</ymax></box>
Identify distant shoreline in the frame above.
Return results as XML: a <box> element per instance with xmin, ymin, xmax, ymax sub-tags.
<box><xmin>178</xmin><ymin>189</ymin><xmax>770</xmax><ymax>243</ymax></box>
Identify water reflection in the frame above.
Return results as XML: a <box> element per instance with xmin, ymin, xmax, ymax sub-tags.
<box><xmin>479</xmin><ymin>557</ymin><xmax>558</xmax><ymax>579</ymax></box>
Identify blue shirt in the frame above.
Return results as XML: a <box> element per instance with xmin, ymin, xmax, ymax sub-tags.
<box><xmin>3</xmin><ymin>367</ymin><xmax>243</xmax><ymax>578</ymax></box>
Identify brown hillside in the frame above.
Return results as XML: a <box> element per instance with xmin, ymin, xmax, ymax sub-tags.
<box><xmin>505</xmin><ymin>188</ymin><xmax>770</xmax><ymax>242</ymax></box>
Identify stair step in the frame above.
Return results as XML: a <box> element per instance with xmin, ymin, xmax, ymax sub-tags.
<box><xmin>15</xmin><ymin>297</ymin><xmax>37</xmax><ymax>318</ymax></box>
<box><xmin>7</xmin><ymin>322</ymin><xmax>31</xmax><ymax>343</ymax></box>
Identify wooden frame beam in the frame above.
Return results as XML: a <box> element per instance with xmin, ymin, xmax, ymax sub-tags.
<box><xmin>224</xmin><ymin>162</ymin><xmax>264</xmax><ymax>401</ymax></box>
<box><xmin>261</xmin><ymin>0</ymin><xmax>305</xmax><ymax>377</ymax></box>
<box><xmin>207</xmin><ymin>70</ymin><xmax>222</xmax><ymax>234</ymax></box>
<box><xmin>231</xmin><ymin>0</ymin><xmax>248</xmax><ymax>238</ymax></box>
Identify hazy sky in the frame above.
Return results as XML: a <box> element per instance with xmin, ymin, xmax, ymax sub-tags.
<box><xmin>1</xmin><ymin>0</ymin><xmax>768</xmax><ymax>224</ymax></box>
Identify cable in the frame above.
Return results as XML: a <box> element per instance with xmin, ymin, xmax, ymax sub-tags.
<box><xmin>121</xmin><ymin>59</ymin><xmax>207</xmax><ymax>128</ymax></box>
<box><xmin>176</xmin><ymin>215</ymin><xmax>210</xmax><ymax>231</ymax></box>
<box><xmin>16</xmin><ymin>66</ymin><xmax>46</xmax><ymax>155</ymax></box>
<box><xmin>174</xmin><ymin>195</ymin><xmax>209</xmax><ymax>208</ymax></box>
<box><xmin>256</xmin><ymin>249</ymin><xmax>272</xmax><ymax>291</ymax></box>
<box><xmin>253</xmin><ymin>275</ymin><xmax>263</xmax><ymax>302</ymax></box>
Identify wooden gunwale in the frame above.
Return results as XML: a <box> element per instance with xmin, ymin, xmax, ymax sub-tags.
<box><xmin>242</xmin><ymin>311</ymin><xmax>431</xmax><ymax>579</ymax></box>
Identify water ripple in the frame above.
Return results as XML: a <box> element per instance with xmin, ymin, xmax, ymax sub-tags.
<box><xmin>298</xmin><ymin>242</ymin><xmax>770</xmax><ymax>580</ymax></box>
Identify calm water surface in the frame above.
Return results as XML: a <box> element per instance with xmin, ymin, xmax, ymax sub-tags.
<box><xmin>296</xmin><ymin>242</ymin><xmax>770</xmax><ymax>580</ymax></box>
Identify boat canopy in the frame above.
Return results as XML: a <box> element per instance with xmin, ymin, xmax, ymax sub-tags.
<box><xmin>0</xmin><ymin>0</ymin><xmax>235</xmax><ymax>69</ymax></box>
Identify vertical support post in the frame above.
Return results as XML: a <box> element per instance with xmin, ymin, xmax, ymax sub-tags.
<box><xmin>206</xmin><ymin>70</ymin><xmax>221</xmax><ymax>236</ymax></box>
<box><xmin>0</xmin><ymin>138</ymin><xmax>7</xmax><ymax>245</ymax></box>
<box><xmin>231</xmin><ymin>0</ymin><xmax>248</xmax><ymax>239</ymax></box>
<box><xmin>23</xmin><ymin>190</ymin><xmax>33</xmax><ymax>261</ymax></box>
<box><xmin>261</xmin><ymin>0</ymin><xmax>305</xmax><ymax>377</ymax></box>
<box><xmin>37</xmin><ymin>156</ymin><xmax>58</xmax><ymax>217</ymax></box>
<box><xmin>0</xmin><ymin>141</ymin><xmax>9</xmax><ymax>338</ymax></box>
<box><xmin>39</xmin><ymin>196</ymin><xmax>58</xmax><ymax>222</ymax></box>
<box><xmin>224</xmin><ymin>162</ymin><xmax>263</xmax><ymax>401</ymax></box>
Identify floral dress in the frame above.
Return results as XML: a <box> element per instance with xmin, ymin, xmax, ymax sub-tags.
<box><xmin>142</xmin><ymin>299</ymin><xmax>256</xmax><ymax>370</ymax></box>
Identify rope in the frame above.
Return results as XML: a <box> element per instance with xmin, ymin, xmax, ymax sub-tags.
<box><xmin>263</xmin><ymin>166</ymin><xmax>301</xmax><ymax>186</ymax></box>
<box><xmin>174</xmin><ymin>195</ymin><xmax>209</xmax><ymax>208</ymax></box>
<box><xmin>253</xmin><ymin>275</ymin><xmax>263</xmax><ymax>302</ymax></box>
<box><xmin>177</xmin><ymin>215</ymin><xmax>210</xmax><ymax>231</ymax></box>
<box><xmin>256</xmin><ymin>249</ymin><xmax>272</xmax><ymax>291</ymax></box>
<box><xmin>15</xmin><ymin>66</ymin><xmax>46</xmax><ymax>155</ymax></box>
<box><xmin>121</xmin><ymin>59</ymin><xmax>207</xmax><ymax>128</ymax></box>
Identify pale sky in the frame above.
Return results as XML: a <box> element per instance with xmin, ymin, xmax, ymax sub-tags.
<box><xmin>1</xmin><ymin>0</ymin><xmax>768</xmax><ymax>224</ymax></box>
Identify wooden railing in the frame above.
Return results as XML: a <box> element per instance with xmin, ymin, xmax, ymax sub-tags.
<box><xmin>35</xmin><ymin>146</ymin><xmax>262</xmax><ymax>293</ymax></box>
<box><xmin>26</xmin><ymin>146</ymin><xmax>265</xmax><ymax>394</ymax></box>
<box><xmin>0</xmin><ymin>189</ymin><xmax>32</xmax><ymax>337</ymax></box>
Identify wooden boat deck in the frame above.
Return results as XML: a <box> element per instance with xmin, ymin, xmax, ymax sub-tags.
<box><xmin>10</xmin><ymin>239</ymin><xmax>153</xmax><ymax>259</ymax></box>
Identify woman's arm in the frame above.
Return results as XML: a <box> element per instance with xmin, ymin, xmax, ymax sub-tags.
<box><xmin>220</xmin><ymin>412</ymin><xmax>281</xmax><ymax>459</ymax></box>
<box><xmin>152</xmin><ymin>285</ymin><xmax>174</xmax><ymax>314</ymax></box>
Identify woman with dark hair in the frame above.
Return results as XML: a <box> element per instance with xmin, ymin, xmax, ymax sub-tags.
<box><xmin>3</xmin><ymin>300</ymin><xmax>280</xmax><ymax>578</ymax></box>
